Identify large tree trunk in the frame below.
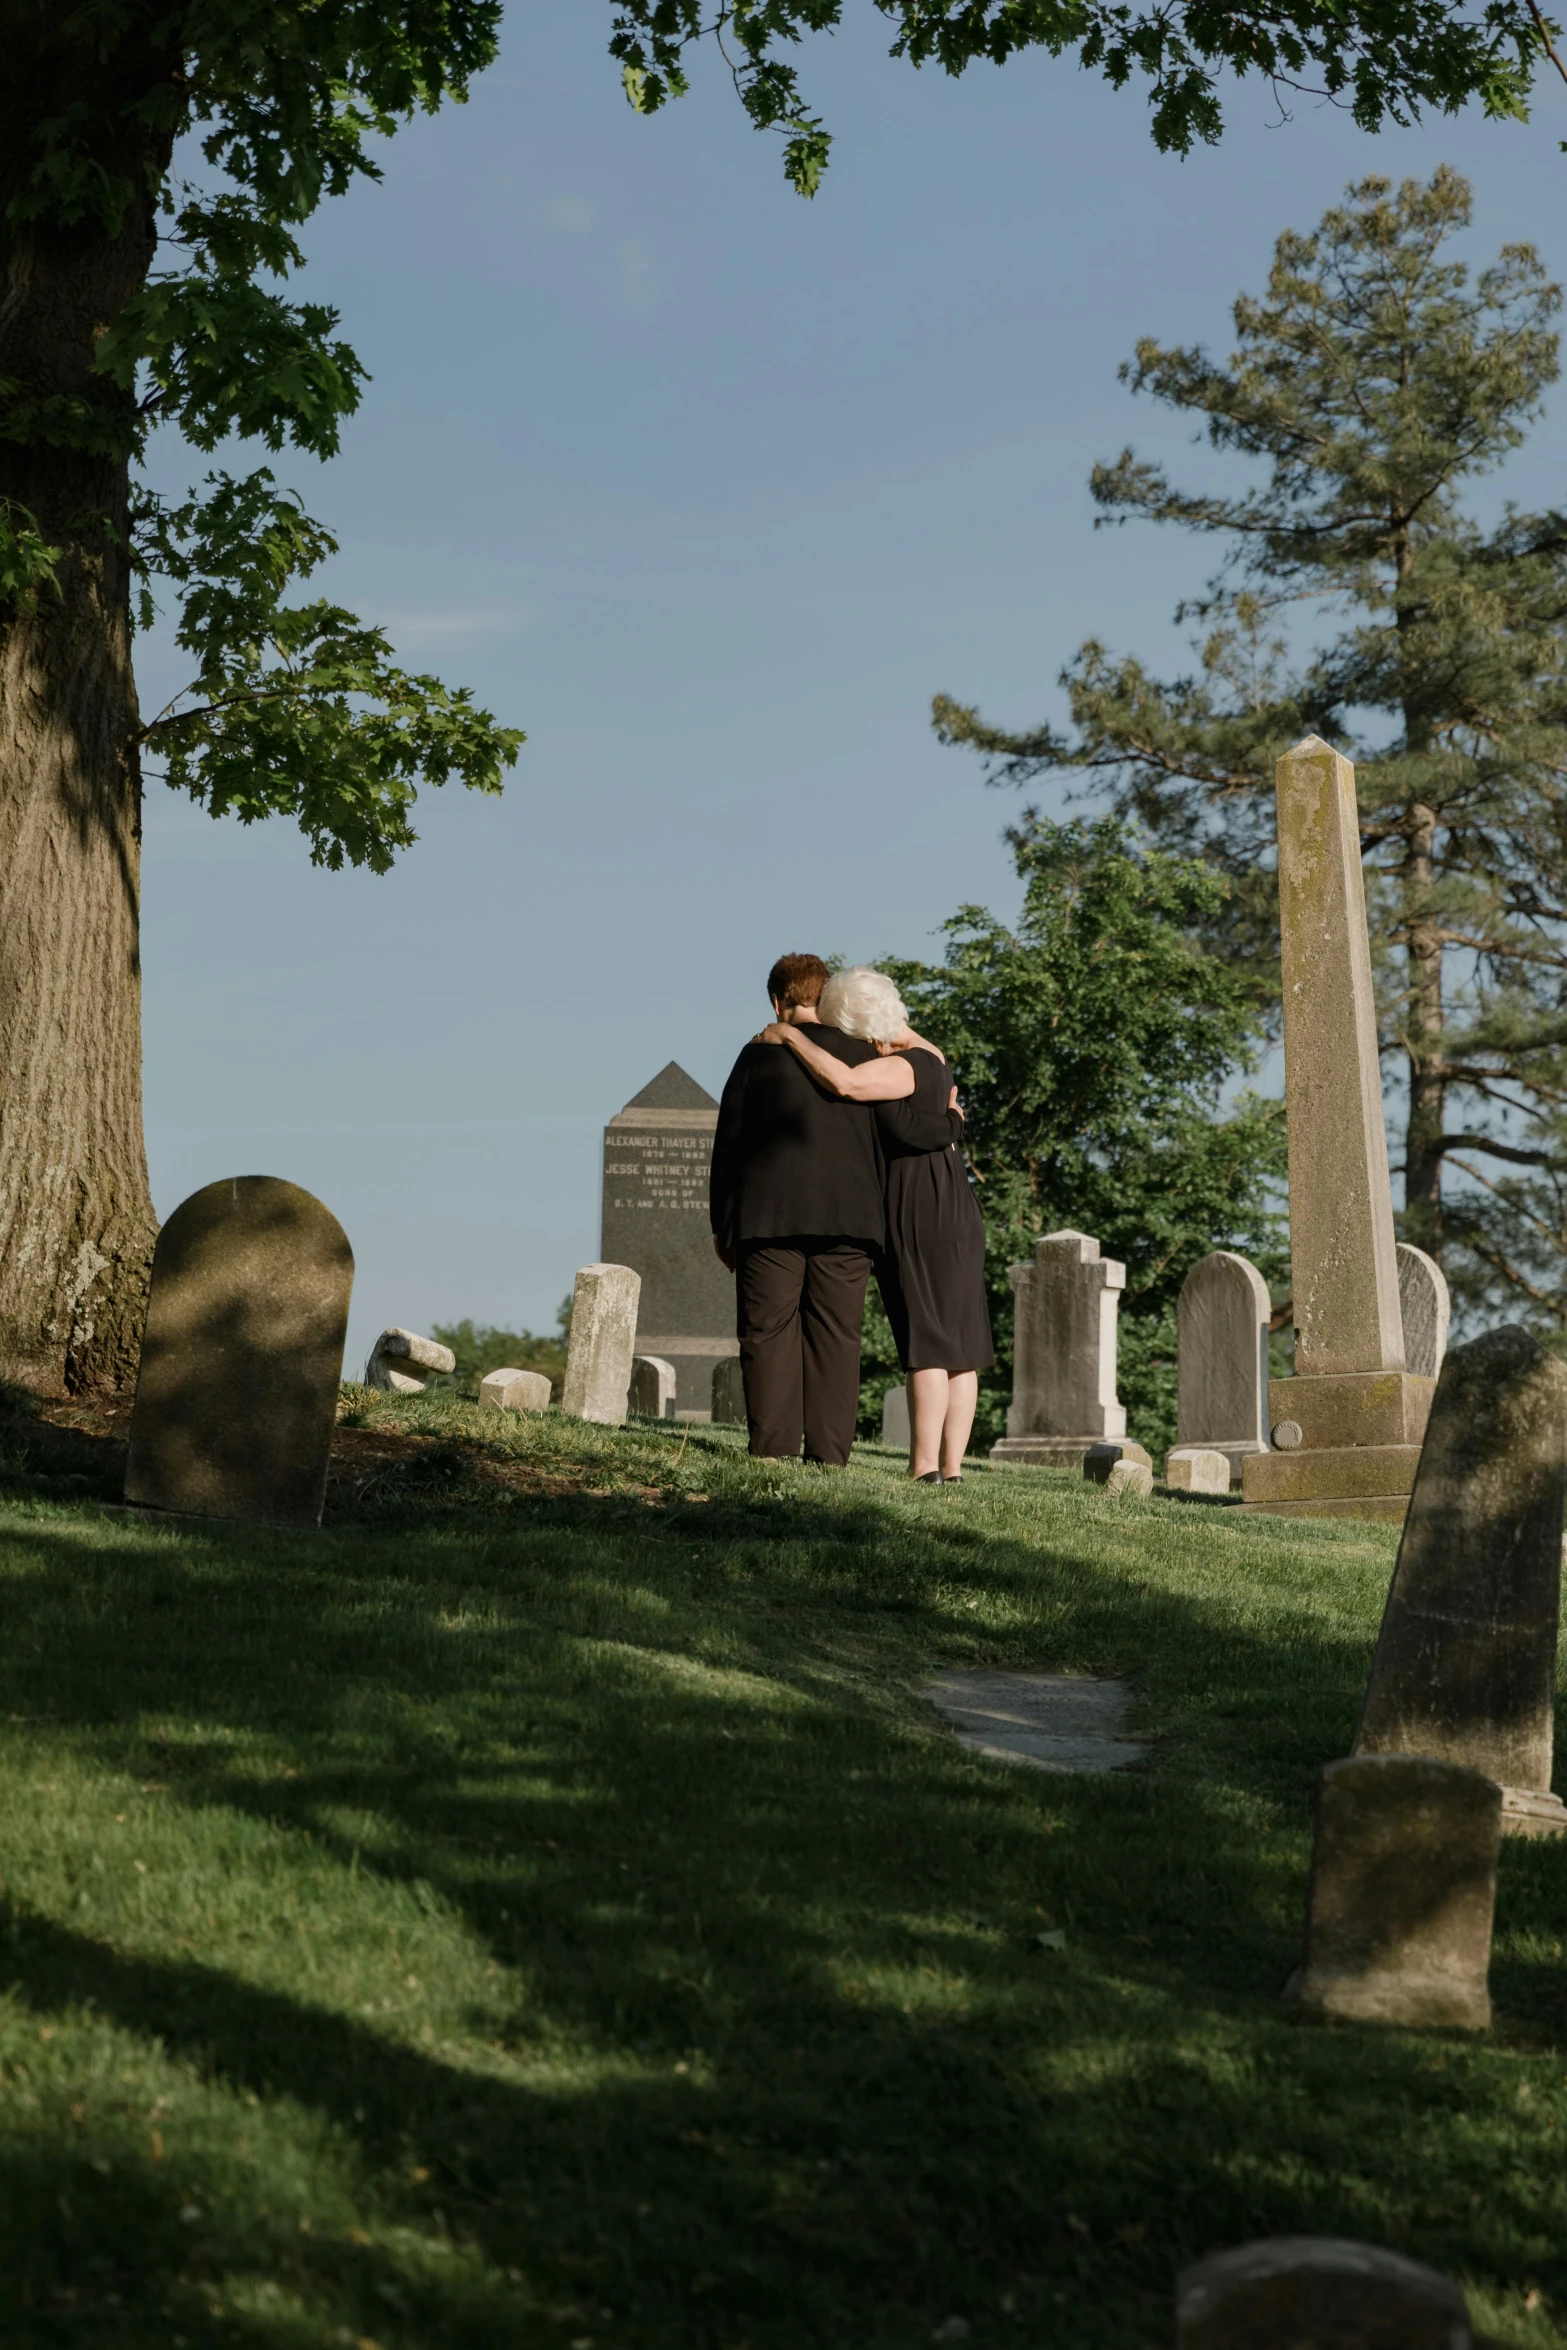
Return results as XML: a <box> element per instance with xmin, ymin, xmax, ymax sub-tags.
<box><xmin>0</xmin><ymin>108</ymin><xmax>166</xmax><ymax>1393</ymax></box>
<box><xmin>1401</xmin><ymin>799</ymin><xmax>1446</xmax><ymax>1255</ymax></box>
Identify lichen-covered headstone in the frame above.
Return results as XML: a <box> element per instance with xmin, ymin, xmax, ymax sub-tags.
<box><xmin>1177</xmin><ymin>2236</ymin><xmax>1472</xmax><ymax>2350</ymax></box>
<box><xmin>629</xmin><ymin>1354</ymin><xmax>677</xmax><ymax>1418</ymax></box>
<box><xmin>479</xmin><ymin>1367</ymin><xmax>551</xmax><ymax>1414</ymax></box>
<box><xmin>561</xmin><ymin>1263</ymin><xmax>641</xmax><ymax>1426</ymax></box>
<box><xmin>1176</xmin><ymin>1251</ymin><xmax>1270</xmax><ymax>1480</ymax></box>
<box><xmin>1165</xmin><ymin>1447</ymin><xmax>1230</xmax><ymax>1496</ymax></box>
<box><xmin>124</xmin><ymin>1175</ymin><xmax>353</xmax><ymax>1527</ymax></box>
<box><xmin>1288</xmin><ymin>1752</ymin><xmax>1500</xmax><ymax>2030</ymax></box>
<box><xmin>364</xmin><ymin>1327</ymin><xmax>455</xmax><ymax>1393</ymax></box>
<box><xmin>1354</xmin><ymin>1323</ymin><xmax>1567</xmax><ymax>1836</ymax></box>
<box><xmin>711</xmin><ymin>1356</ymin><xmax>746</xmax><ymax>1425</ymax></box>
<box><xmin>991</xmin><ymin>1231</ymin><xmax>1127</xmax><ymax>1467</ymax></box>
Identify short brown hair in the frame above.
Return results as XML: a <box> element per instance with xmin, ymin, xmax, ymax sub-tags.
<box><xmin>766</xmin><ymin>952</ymin><xmax>829</xmax><ymax>1009</ymax></box>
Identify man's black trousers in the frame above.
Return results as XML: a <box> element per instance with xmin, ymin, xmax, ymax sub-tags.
<box><xmin>736</xmin><ymin>1238</ymin><xmax>872</xmax><ymax>1464</ymax></box>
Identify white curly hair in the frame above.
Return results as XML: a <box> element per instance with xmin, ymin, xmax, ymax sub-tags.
<box><xmin>818</xmin><ymin>965</ymin><xmax>907</xmax><ymax>1044</ymax></box>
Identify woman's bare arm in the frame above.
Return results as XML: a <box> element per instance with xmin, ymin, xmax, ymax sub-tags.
<box><xmin>757</xmin><ymin>1023</ymin><xmax>916</xmax><ymax>1101</ymax></box>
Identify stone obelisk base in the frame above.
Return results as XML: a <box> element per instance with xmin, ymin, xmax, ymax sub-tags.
<box><xmin>1236</xmin><ymin>1370</ymin><xmax>1435</xmax><ymax>1524</ymax></box>
<box><xmin>990</xmin><ymin>1436</ymin><xmax>1112</xmax><ymax>1468</ymax></box>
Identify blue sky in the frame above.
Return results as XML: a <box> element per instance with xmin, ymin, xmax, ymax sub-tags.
<box><xmin>135</xmin><ymin>3</ymin><xmax>1567</xmax><ymax>1369</ymax></box>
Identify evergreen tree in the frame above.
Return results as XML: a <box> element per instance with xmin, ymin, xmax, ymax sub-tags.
<box><xmin>866</xmin><ymin>815</ymin><xmax>1286</xmax><ymax>1453</ymax></box>
<box><xmin>934</xmin><ymin>169</ymin><xmax>1567</xmax><ymax>1335</ymax></box>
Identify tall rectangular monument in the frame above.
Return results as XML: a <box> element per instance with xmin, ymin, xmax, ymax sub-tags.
<box><xmin>1240</xmin><ymin>739</ymin><xmax>1434</xmax><ymax>1521</ymax></box>
<box><xmin>602</xmin><ymin>1062</ymin><xmax>737</xmax><ymax>1417</ymax></box>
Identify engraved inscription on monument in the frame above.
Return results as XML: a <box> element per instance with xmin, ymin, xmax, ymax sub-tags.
<box><xmin>601</xmin><ymin>1061</ymin><xmax>737</xmax><ymax>1416</ymax></box>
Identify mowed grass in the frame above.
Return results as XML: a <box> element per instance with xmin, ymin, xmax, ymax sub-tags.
<box><xmin>0</xmin><ymin>1394</ymin><xmax>1564</xmax><ymax>2350</ymax></box>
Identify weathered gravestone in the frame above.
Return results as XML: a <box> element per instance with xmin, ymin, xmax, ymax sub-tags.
<box><xmin>1287</xmin><ymin>1753</ymin><xmax>1500</xmax><ymax>2030</ymax></box>
<box><xmin>711</xmin><ymin>1356</ymin><xmax>746</xmax><ymax>1425</ymax></box>
<box><xmin>1176</xmin><ymin>1251</ymin><xmax>1270</xmax><ymax>1483</ymax></box>
<box><xmin>1240</xmin><ymin>741</ymin><xmax>1433</xmax><ymax>1522</ymax></box>
<box><xmin>991</xmin><ymin>1231</ymin><xmax>1127</xmax><ymax>1467</ymax></box>
<box><xmin>561</xmin><ymin>1263</ymin><xmax>641</xmax><ymax>1426</ymax></box>
<box><xmin>1165</xmin><ymin>1447</ymin><xmax>1230</xmax><ymax>1496</ymax></box>
<box><xmin>881</xmin><ymin>1383</ymin><xmax>909</xmax><ymax>1449</ymax></box>
<box><xmin>629</xmin><ymin>1354</ymin><xmax>677</xmax><ymax>1419</ymax></box>
<box><xmin>1176</xmin><ymin>2236</ymin><xmax>1473</xmax><ymax>2350</ymax></box>
<box><xmin>1084</xmin><ymin>1440</ymin><xmax>1152</xmax><ymax>1484</ymax></box>
<box><xmin>479</xmin><ymin>1367</ymin><xmax>552</xmax><ymax>1414</ymax></box>
<box><xmin>124</xmin><ymin>1175</ymin><xmax>353</xmax><ymax>1527</ymax></box>
<box><xmin>1396</xmin><ymin>1242</ymin><xmax>1450</xmax><ymax>1381</ymax></box>
<box><xmin>1353</xmin><ymin>1324</ymin><xmax>1567</xmax><ymax>1836</ymax></box>
<box><xmin>602</xmin><ymin>1062</ymin><xmax>737</xmax><ymax>1418</ymax></box>
<box><xmin>364</xmin><ymin>1327</ymin><xmax>455</xmax><ymax>1393</ymax></box>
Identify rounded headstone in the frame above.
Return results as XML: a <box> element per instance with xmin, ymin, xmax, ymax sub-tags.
<box><xmin>711</xmin><ymin>1357</ymin><xmax>746</xmax><ymax>1425</ymax></box>
<box><xmin>365</xmin><ymin>1327</ymin><xmax>455</xmax><ymax>1393</ymax></box>
<box><xmin>1165</xmin><ymin>1446</ymin><xmax>1230</xmax><ymax>1495</ymax></box>
<box><xmin>1176</xmin><ymin>2235</ymin><xmax>1471</xmax><ymax>2350</ymax></box>
<box><xmin>124</xmin><ymin>1175</ymin><xmax>353</xmax><ymax>1527</ymax></box>
<box><xmin>1083</xmin><ymin>1440</ymin><xmax>1152</xmax><ymax>1483</ymax></box>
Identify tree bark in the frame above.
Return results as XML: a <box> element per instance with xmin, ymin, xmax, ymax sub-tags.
<box><xmin>0</xmin><ymin>67</ymin><xmax>169</xmax><ymax>1393</ymax></box>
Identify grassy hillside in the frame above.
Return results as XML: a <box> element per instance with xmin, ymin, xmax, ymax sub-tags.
<box><xmin>0</xmin><ymin>1390</ymin><xmax>1562</xmax><ymax>2348</ymax></box>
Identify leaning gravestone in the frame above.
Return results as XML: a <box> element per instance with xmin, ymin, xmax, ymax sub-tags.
<box><xmin>602</xmin><ymin>1062</ymin><xmax>737</xmax><ymax>1418</ymax></box>
<box><xmin>124</xmin><ymin>1175</ymin><xmax>353</xmax><ymax>1527</ymax></box>
<box><xmin>1177</xmin><ymin>2237</ymin><xmax>1473</xmax><ymax>2350</ymax></box>
<box><xmin>991</xmin><ymin>1231</ymin><xmax>1128</xmax><ymax>1467</ymax></box>
<box><xmin>1395</xmin><ymin>1242</ymin><xmax>1450</xmax><ymax>1381</ymax></box>
<box><xmin>629</xmin><ymin>1354</ymin><xmax>677</xmax><ymax>1419</ymax></box>
<box><xmin>364</xmin><ymin>1327</ymin><xmax>455</xmax><ymax>1393</ymax></box>
<box><xmin>1354</xmin><ymin>1324</ymin><xmax>1567</xmax><ymax>1836</ymax></box>
<box><xmin>1240</xmin><ymin>740</ymin><xmax>1433</xmax><ymax>1522</ymax></box>
<box><xmin>1287</xmin><ymin>1752</ymin><xmax>1501</xmax><ymax>2030</ymax></box>
<box><xmin>1176</xmin><ymin>1251</ymin><xmax>1270</xmax><ymax>1482</ymax></box>
<box><xmin>561</xmin><ymin>1263</ymin><xmax>641</xmax><ymax>1426</ymax></box>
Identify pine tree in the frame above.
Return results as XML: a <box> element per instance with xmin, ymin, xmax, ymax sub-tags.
<box><xmin>934</xmin><ymin>169</ymin><xmax>1567</xmax><ymax>1336</ymax></box>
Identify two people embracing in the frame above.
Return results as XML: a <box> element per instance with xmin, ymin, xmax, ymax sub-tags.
<box><xmin>708</xmin><ymin>951</ymin><xmax>993</xmax><ymax>1482</ymax></box>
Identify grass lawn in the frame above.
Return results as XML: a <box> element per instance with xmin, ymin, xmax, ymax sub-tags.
<box><xmin>0</xmin><ymin>1388</ymin><xmax>1563</xmax><ymax>2349</ymax></box>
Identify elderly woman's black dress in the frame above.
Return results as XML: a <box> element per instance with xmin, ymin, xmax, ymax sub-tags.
<box><xmin>875</xmin><ymin>1047</ymin><xmax>994</xmax><ymax>1374</ymax></box>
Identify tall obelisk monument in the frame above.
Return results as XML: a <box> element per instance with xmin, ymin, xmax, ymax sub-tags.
<box><xmin>1241</xmin><ymin>738</ymin><xmax>1435</xmax><ymax>1520</ymax></box>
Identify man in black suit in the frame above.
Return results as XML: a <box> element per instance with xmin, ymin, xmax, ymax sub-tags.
<box><xmin>709</xmin><ymin>952</ymin><xmax>883</xmax><ymax>1463</ymax></box>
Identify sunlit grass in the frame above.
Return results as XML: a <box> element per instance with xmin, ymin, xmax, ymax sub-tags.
<box><xmin>0</xmin><ymin>1396</ymin><xmax>1562</xmax><ymax>2346</ymax></box>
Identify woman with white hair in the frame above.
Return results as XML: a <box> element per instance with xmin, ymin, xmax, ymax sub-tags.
<box><xmin>758</xmin><ymin>966</ymin><xmax>993</xmax><ymax>1482</ymax></box>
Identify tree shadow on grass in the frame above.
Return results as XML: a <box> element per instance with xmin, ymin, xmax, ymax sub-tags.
<box><xmin>0</xmin><ymin>1485</ymin><xmax>1563</xmax><ymax>2346</ymax></box>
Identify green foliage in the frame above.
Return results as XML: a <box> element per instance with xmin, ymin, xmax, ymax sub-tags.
<box><xmin>933</xmin><ymin>170</ymin><xmax>1567</xmax><ymax>1336</ymax></box>
<box><xmin>4</xmin><ymin>1</ymin><xmax>518</xmax><ymax>865</ymax></box>
<box><xmin>430</xmin><ymin>1299</ymin><xmax>573</xmax><ymax>1400</ymax></box>
<box><xmin>605</xmin><ymin>0</ymin><xmax>1543</xmax><ymax>194</ymax></box>
<box><xmin>864</xmin><ymin>816</ymin><xmax>1286</xmax><ymax>1455</ymax></box>
<box><xmin>0</xmin><ymin>501</ymin><xmax>62</xmax><ymax>610</ymax></box>
<box><xmin>138</xmin><ymin>471</ymin><xmax>520</xmax><ymax>871</ymax></box>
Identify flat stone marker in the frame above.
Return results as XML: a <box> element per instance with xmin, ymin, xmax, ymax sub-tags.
<box><xmin>602</xmin><ymin>1062</ymin><xmax>738</xmax><ymax>1415</ymax></box>
<box><xmin>364</xmin><ymin>1327</ymin><xmax>455</xmax><ymax>1393</ymax></box>
<box><xmin>1240</xmin><ymin>741</ymin><xmax>1433</xmax><ymax>1522</ymax></box>
<box><xmin>479</xmin><ymin>1367</ymin><xmax>551</xmax><ymax>1414</ymax></box>
<box><xmin>1396</xmin><ymin>1242</ymin><xmax>1451</xmax><ymax>1381</ymax></box>
<box><xmin>1165</xmin><ymin>1447</ymin><xmax>1230</xmax><ymax>1496</ymax></box>
<box><xmin>881</xmin><ymin>1382</ymin><xmax>909</xmax><ymax>1449</ymax></box>
<box><xmin>1176</xmin><ymin>2236</ymin><xmax>1472</xmax><ymax>2350</ymax></box>
<box><xmin>711</xmin><ymin>1356</ymin><xmax>745</xmax><ymax>1425</ymax></box>
<box><xmin>629</xmin><ymin>1353</ymin><xmax>677</xmax><ymax>1418</ymax></box>
<box><xmin>1354</xmin><ymin>1324</ymin><xmax>1567</xmax><ymax>1836</ymax></box>
<box><xmin>924</xmin><ymin>1671</ymin><xmax>1146</xmax><ymax>1773</ymax></box>
<box><xmin>991</xmin><ymin>1230</ymin><xmax>1128</xmax><ymax>1468</ymax></box>
<box><xmin>124</xmin><ymin>1175</ymin><xmax>353</xmax><ymax>1528</ymax></box>
<box><xmin>561</xmin><ymin>1263</ymin><xmax>641</xmax><ymax>1426</ymax></box>
<box><xmin>1177</xmin><ymin>1251</ymin><xmax>1271</xmax><ymax>1481</ymax></box>
<box><xmin>1288</xmin><ymin>1753</ymin><xmax>1500</xmax><ymax>2031</ymax></box>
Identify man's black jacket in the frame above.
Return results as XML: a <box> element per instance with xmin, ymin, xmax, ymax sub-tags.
<box><xmin>709</xmin><ymin>1027</ymin><xmax>884</xmax><ymax>1251</ymax></box>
